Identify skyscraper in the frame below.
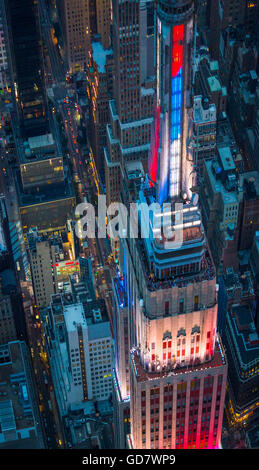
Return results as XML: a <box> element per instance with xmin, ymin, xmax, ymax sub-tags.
<box><xmin>113</xmin><ymin>0</ymin><xmax>228</xmax><ymax>450</ymax></box>
<box><xmin>57</xmin><ymin>0</ymin><xmax>111</xmax><ymax>73</ymax></box>
<box><xmin>5</xmin><ymin>0</ymin><xmax>48</xmax><ymax>137</ymax></box>
<box><xmin>87</xmin><ymin>40</ymin><xmax>113</xmax><ymax>179</ymax></box>
<box><xmin>192</xmin><ymin>96</ymin><xmax>217</xmax><ymax>181</ymax></box>
<box><xmin>26</xmin><ymin>226</ymin><xmax>79</xmax><ymax>309</ymax></box>
<box><xmin>43</xmin><ymin>260</ymin><xmax>114</xmax><ymax>417</ymax></box>
<box><xmin>223</xmin><ymin>304</ymin><xmax>259</xmax><ymax>428</ymax></box>
<box><xmin>0</xmin><ymin>0</ymin><xmax>9</xmax><ymax>92</ymax></box>
<box><xmin>57</xmin><ymin>0</ymin><xmax>91</xmax><ymax>73</ymax></box>
<box><xmin>104</xmin><ymin>0</ymin><xmax>155</xmax><ymax>206</ymax></box>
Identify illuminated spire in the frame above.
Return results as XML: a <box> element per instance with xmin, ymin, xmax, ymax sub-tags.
<box><xmin>148</xmin><ymin>0</ymin><xmax>195</xmax><ymax>203</ymax></box>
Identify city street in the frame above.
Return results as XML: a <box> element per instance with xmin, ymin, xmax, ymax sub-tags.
<box><xmin>21</xmin><ymin>282</ymin><xmax>64</xmax><ymax>449</ymax></box>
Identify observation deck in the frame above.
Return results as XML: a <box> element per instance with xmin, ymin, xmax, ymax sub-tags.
<box><xmin>130</xmin><ymin>335</ymin><xmax>227</xmax><ymax>383</ymax></box>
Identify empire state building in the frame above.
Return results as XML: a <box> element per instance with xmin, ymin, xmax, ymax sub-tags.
<box><xmin>113</xmin><ymin>0</ymin><xmax>228</xmax><ymax>450</ymax></box>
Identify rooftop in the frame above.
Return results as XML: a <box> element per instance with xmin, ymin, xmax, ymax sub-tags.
<box><xmin>88</xmin><ymin>321</ymin><xmax>112</xmax><ymax>341</ymax></box>
<box><xmin>218</xmin><ymin>147</ymin><xmax>236</xmax><ymax>172</ymax></box>
<box><xmin>64</xmin><ymin>407</ymin><xmax>114</xmax><ymax>449</ymax></box>
<box><xmin>49</xmin><ymin>259</ymin><xmax>110</xmax><ymax>328</ymax></box>
<box><xmin>20</xmin><ymin>133</ymin><xmax>57</xmax><ymax>164</ymax></box>
<box><xmin>64</xmin><ymin>303</ymin><xmax>86</xmax><ymax>332</ymax></box>
<box><xmin>207</xmin><ymin>76</ymin><xmax>222</xmax><ymax>93</ymax></box>
<box><xmin>222</xmin><ymin>268</ymin><xmax>254</xmax><ymax>298</ymax></box>
<box><xmin>217</xmin><ymin>115</ymin><xmax>239</xmax><ymax>155</ymax></box>
<box><xmin>27</xmin><ymin>133</ymin><xmax>54</xmax><ymax>151</ymax></box>
<box><xmin>239</xmin><ymin>171</ymin><xmax>259</xmax><ymax>199</ymax></box>
<box><xmin>210</xmin><ymin>60</ymin><xmax>219</xmax><ymax>72</ymax></box>
<box><xmin>92</xmin><ymin>41</ymin><xmax>112</xmax><ymax>74</ymax></box>
<box><xmin>193</xmin><ymin>95</ymin><xmax>217</xmax><ymax>123</ymax></box>
<box><xmin>0</xmin><ymin>342</ymin><xmax>40</xmax><ymax>443</ymax></box>
<box><xmin>227</xmin><ymin>305</ymin><xmax>259</xmax><ymax>366</ymax></box>
<box><xmin>125</xmin><ymin>160</ymin><xmax>144</xmax><ymax>180</ymax></box>
<box><xmin>205</xmin><ymin>159</ymin><xmax>239</xmax><ymax>204</ymax></box>
<box><xmin>27</xmin><ymin>228</ymin><xmax>74</xmax><ymax>264</ymax></box>
<box><xmin>14</xmin><ymin>167</ymin><xmax>75</xmax><ymax>207</ymax></box>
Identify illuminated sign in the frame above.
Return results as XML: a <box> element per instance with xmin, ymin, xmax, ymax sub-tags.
<box><xmin>54</xmin><ymin>260</ymin><xmax>79</xmax><ymax>280</ymax></box>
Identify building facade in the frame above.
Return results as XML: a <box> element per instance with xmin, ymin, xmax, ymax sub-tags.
<box><xmin>104</xmin><ymin>0</ymin><xmax>155</xmax><ymax>206</ymax></box>
<box><xmin>0</xmin><ymin>290</ymin><xmax>17</xmax><ymax>345</ymax></box>
<box><xmin>223</xmin><ymin>304</ymin><xmax>259</xmax><ymax>428</ymax></box>
<box><xmin>0</xmin><ymin>0</ymin><xmax>8</xmax><ymax>91</ymax></box>
<box><xmin>57</xmin><ymin>0</ymin><xmax>111</xmax><ymax>73</ymax></box>
<box><xmin>5</xmin><ymin>0</ymin><xmax>48</xmax><ymax>137</ymax></box>
<box><xmin>27</xmin><ymin>227</ymin><xmax>78</xmax><ymax>309</ymax></box>
<box><xmin>192</xmin><ymin>95</ymin><xmax>217</xmax><ymax>181</ymax></box>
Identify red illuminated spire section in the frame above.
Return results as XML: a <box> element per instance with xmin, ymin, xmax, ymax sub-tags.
<box><xmin>171</xmin><ymin>25</ymin><xmax>184</xmax><ymax>77</ymax></box>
